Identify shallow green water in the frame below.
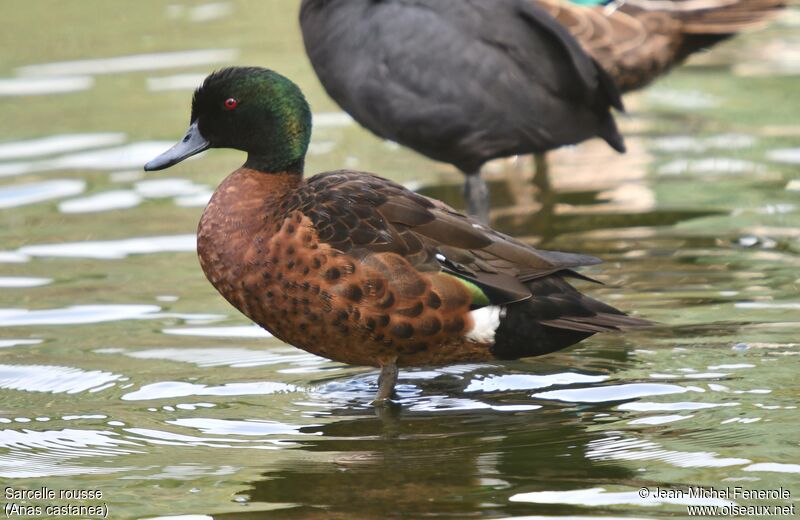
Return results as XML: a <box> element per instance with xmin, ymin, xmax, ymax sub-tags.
<box><xmin>1</xmin><ymin>1</ymin><xmax>799</xmax><ymax>519</ymax></box>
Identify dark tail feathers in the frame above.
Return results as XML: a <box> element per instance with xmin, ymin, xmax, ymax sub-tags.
<box><xmin>491</xmin><ymin>274</ymin><xmax>649</xmax><ymax>360</ymax></box>
<box><xmin>594</xmin><ymin>58</ymin><xmax>627</xmax><ymax>154</ymax></box>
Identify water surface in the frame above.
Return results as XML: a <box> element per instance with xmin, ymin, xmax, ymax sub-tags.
<box><xmin>0</xmin><ymin>1</ymin><xmax>798</xmax><ymax>519</ymax></box>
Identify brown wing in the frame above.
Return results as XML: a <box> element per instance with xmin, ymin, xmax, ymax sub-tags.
<box><xmin>533</xmin><ymin>0</ymin><xmax>784</xmax><ymax>92</ymax></box>
<box><xmin>282</xmin><ymin>170</ymin><xmax>601</xmax><ymax>306</ymax></box>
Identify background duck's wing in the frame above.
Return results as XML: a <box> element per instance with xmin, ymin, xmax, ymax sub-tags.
<box><xmin>293</xmin><ymin>171</ymin><xmax>604</xmax><ymax>307</ymax></box>
<box><xmin>533</xmin><ymin>0</ymin><xmax>784</xmax><ymax>92</ymax></box>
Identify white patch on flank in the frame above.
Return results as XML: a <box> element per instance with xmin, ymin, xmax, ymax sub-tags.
<box><xmin>465</xmin><ymin>306</ymin><xmax>505</xmax><ymax>343</ymax></box>
<box><xmin>435</xmin><ymin>253</ymin><xmax>446</xmax><ymax>262</ymax></box>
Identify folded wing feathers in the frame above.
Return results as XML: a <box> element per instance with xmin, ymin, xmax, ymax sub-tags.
<box><xmin>305</xmin><ymin>171</ymin><xmax>640</xmax><ymax>318</ymax></box>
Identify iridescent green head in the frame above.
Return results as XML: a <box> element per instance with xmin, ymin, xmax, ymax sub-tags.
<box><xmin>145</xmin><ymin>67</ymin><xmax>312</xmax><ymax>173</ymax></box>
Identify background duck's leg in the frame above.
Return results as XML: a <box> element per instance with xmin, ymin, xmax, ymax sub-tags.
<box><xmin>532</xmin><ymin>152</ymin><xmax>557</xmax><ymax>233</ymax></box>
<box><xmin>464</xmin><ymin>171</ymin><xmax>490</xmax><ymax>224</ymax></box>
<box><xmin>505</xmin><ymin>155</ymin><xmax>536</xmax><ymax>209</ymax></box>
<box><xmin>373</xmin><ymin>359</ymin><xmax>399</xmax><ymax>403</ymax></box>
<box><xmin>533</xmin><ymin>153</ymin><xmax>550</xmax><ymax>194</ymax></box>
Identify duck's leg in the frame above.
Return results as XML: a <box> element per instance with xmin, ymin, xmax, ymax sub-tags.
<box><xmin>531</xmin><ymin>152</ymin><xmax>557</xmax><ymax>233</ymax></box>
<box><xmin>532</xmin><ymin>153</ymin><xmax>551</xmax><ymax>194</ymax></box>
<box><xmin>373</xmin><ymin>359</ymin><xmax>399</xmax><ymax>404</ymax></box>
<box><xmin>464</xmin><ymin>171</ymin><xmax>490</xmax><ymax>224</ymax></box>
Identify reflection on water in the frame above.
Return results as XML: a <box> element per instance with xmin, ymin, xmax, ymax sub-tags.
<box><xmin>0</xmin><ymin>133</ymin><xmax>125</xmax><ymax>160</ymax></box>
<box><xmin>658</xmin><ymin>157</ymin><xmax>767</xmax><ymax>176</ymax></box>
<box><xmin>161</xmin><ymin>325</ymin><xmax>272</xmax><ymax>338</ymax></box>
<box><xmin>121</xmin><ymin>381</ymin><xmax>299</xmax><ymax>401</ymax></box>
<box><xmin>0</xmin><ymin>428</ymin><xmax>139</xmax><ymax>478</ymax></box>
<box><xmin>120</xmin><ymin>347</ymin><xmax>326</xmax><ymax>369</ymax></box>
<box><xmin>147</xmin><ymin>73</ymin><xmax>209</xmax><ymax>92</ymax></box>
<box><xmin>0</xmin><ymin>304</ymin><xmax>221</xmax><ymax>327</ymax></box>
<box><xmin>0</xmin><ymin>276</ymin><xmax>51</xmax><ymax>287</ymax></box>
<box><xmin>0</xmin><ymin>304</ymin><xmax>161</xmax><ymax>326</ymax></box>
<box><xmin>0</xmin><ymin>1</ymin><xmax>798</xmax><ymax>518</ymax></box>
<box><xmin>0</xmin><ymin>179</ymin><xmax>85</xmax><ymax>208</ymax></box>
<box><xmin>0</xmin><ymin>141</ymin><xmax>183</xmax><ymax>177</ymax></box>
<box><xmin>533</xmin><ymin>382</ymin><xmax>689</xmax><ymax>403</ymax></box>
<box><xmin>510</xmin><ymin>487</ymin><xmax>733</xmax><ymax>507</ymax></box>
<box><xmin>0</xmin><ymin>339</ymin><xmax>42</xmax><ymax>348</ymax></box>
<box><xmin>2</xmin><ymin>234</ymin><xmax>195</xmax><ymax>260</ymax></box>
<box><xmin>744</xmin><ymin>463</ymin><xmax>800</xmax><ymax>474</ymax></box>
<box><xmin>0</xmin><ymin>76</ymin><xmax>95</xmax><ymax>96</ymax></box>
<box><xmin>16</xmin><ymin>49</ymin><xmax>239</xmax><ymax>77</ymax></box>
<box><xmin>59</xmin><ymin>189</ymin><xmax>142</xmax><ymax>213</ymax></box>
<box><xmin>170</xmin><ymin>3</ymin><xmax>234</xmax><ymax>23</ymax></box>
<box><xmin>586</xmin><ymin>434</ymin><xmax>752</xmax><ymax>468</ymax></box>
<box><xmin>465</xmin><ymin>372</ymin><xmax>607</xmax><ymax>392</ymax></box>
<box><xmin>0</xmin><ymin>364</ymin><xmax>123</xmax><ymax>394</ymax></box>
<box><xmin>768</xmin><ymin>147</ymin><xmax>800</xmax><ymax>164</ymax></box>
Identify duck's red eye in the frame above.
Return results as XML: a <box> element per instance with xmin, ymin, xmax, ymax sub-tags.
<box><xmin>223</xmin><ymin>97</ymin><xmax>238</xmax><ymax>110</ymax></box>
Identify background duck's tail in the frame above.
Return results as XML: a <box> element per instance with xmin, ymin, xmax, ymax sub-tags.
<box><xmin>490</xmin><ymin>274</ymin><xmax>650</xmax><ymax>360</ymax></box>
<box><xmin>653</xmin><ymin>0</ymin><xmax>787</xmax><ymax>61</ymax></box>
<box><xmin>533</xmin><ymin>0</ymin><xmax>784</xmax><ymax>92</ymax></box>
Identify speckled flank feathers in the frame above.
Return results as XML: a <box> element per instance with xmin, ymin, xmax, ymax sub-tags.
<box><xmin>198</xmin><ymin>169</ymin><xmax>487</xmax><ymax>368</ymax></box>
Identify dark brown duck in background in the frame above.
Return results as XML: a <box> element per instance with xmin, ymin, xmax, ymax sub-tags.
<box><xmin>300</xmin><ymin>0</ymin><xmax>626</xmax><ymax>223</ymax></box>
<box><xmin>145</xmin><ymin>67</ymin><xmax>648</xmax><ymax>403</ymax></box>
<box><xmin>299</xmin><ymin>0</ymin><xmax>782</xmax><ymax>223</ymax></box>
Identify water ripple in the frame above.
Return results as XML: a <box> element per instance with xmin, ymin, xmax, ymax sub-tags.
<box><xmin>0</xmin><ymin>339</ymin><xmax>42</xmax><ymax>348</ymax></box>
<box><xmin>407</xmin><ymin>396</ymin><xmax>541</xmax><ymax>413</ymax></box>
<box><xmin>743</xmin><ymin>462</ymin><xmax>800</xmax><ymax>474</ymax></box>
<box><xmin>122</xmin><ymin>347</ymin><xmax>321</xmax><ymax>369</ymax></box>
<box><xmin>0</xmin><ymin>276</ymin><xmax>52</xmax><ymax>288</ymax></box>
<box><xmin>122</xmin><ymin>381</ymin><xmax>299</xmax><ymax>401</ymax></box>
<box><xmin>651</xmin><ymin>133</ymin><xmax>756</xmax><ymax>153</ymax></box>
<box><xmin>617</xmin><ymin>401</ymin><xmax>738</xmax><ymax>412</ymax></box>
<box><xmin>162</xmin><ymin>326</ymin><xmax>271</xmax><ymax>338</ymax></box>
<box><xmin>2</xmin><ymin>235</ymin><xmax>195</xmax><ymax>261</ymax></box>
<box><xmin>0</xmin><ymin>76</ymin><xmax>94</xmax><ymax>96</ymax></box>
<box><xmin>0</xmin><ymin>133</ymin><xmax>126</xmax><ymax>160</ymax></box>
<box><xmin>0</xmin><ymin>305</ymin><xmax>160</xmax><ymax>326</ymax></box>
<box><xmin>627</xmin><ymin>414</ymin><xmax>693</xmax><ymax>425</ymax></box>
<box><xmin>134</xmin><ymin>178</ymin><xmax>210</xmax><ymax>199</ymax></box>
<box><xmin>465</xmin><ymin>372</ymin><xmax>608</xmax><ymax>393</ymax></box>
<box><xmin>658</xmin><ymin>158</ymin><xmax>766</xmax><ymax>176</ymax></box>
<box><xmin>0</xmin><ymin>179</ymin><xmax>85</xmax><ymax>208</ymax></box>
<box><xmin>166</xmin><ymin>3</ymin><xmax>233</xmax><ymax>23</ymax></box>
<box><xmin>168</xmin><ymin>418</ymin><xmax>314</xmax><ymax>437</ymax></box>
<box><xmin>767</xmin><ymin>148</ymin><xmax>800</xmax><ymax>164</ymax></box>
<box><xmin>0</xmin><ymin>364</ymin><xmax>122</xmax><ymax>394</ymax></box>
<box><xmin>0</xmin><ymin>428</ymin><xmax>140</xmax><ymax>478</ymax></box>
<box><xmin>147</xmin><ymin>73</ymin><xmax>208</xmax><ymax>92</ymax></box>
<box><xmin>587</xmin><ymin>435</ymin><xmax>751</xmax><ymax>468</ymax></box>
<box><xmin>16</xmin><ymin>49</ymin><xmax>239</xmax><ymax>77</ymax></box>
<box><xmin>510</xmin><ymin>487</ymin><xmax>733</xmax><ymax>507</ymax></box>
<box><xmin>123</xmin><ymin>427</ymin><xmax>289</xmax><ymax>450</ymax></box>
<box><xmin>533</xmin><ymin>383</ymin><xmax>688</xmax><ymax>403</ymax></box>
<box><xmin>313</xmin><ymin>112</ymin><xmax>355</xmax><ymax>128</ymax></box>
<box><xmin>59</xmin><ymin>190</ymin><xmax>142</xmax><ymax>213</ymax></box>
<box><xmin>0</xmin><ymin>141</ymin><xmax>182</xmax><ymax>177</ymax></box>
